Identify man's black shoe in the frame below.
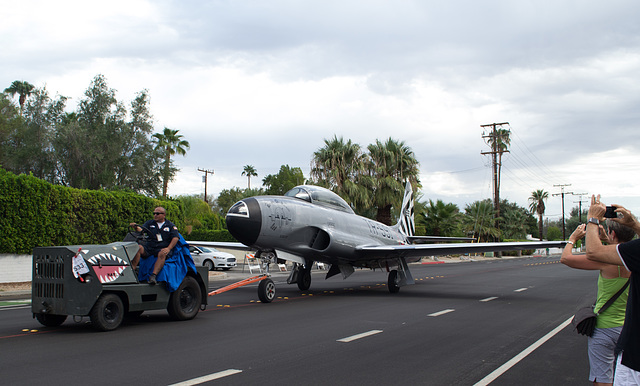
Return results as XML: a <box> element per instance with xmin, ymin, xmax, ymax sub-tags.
<box><xmin>148</xmin><ymin>274</ymin><xmax>157</xmax><ymax>285</ymax></box>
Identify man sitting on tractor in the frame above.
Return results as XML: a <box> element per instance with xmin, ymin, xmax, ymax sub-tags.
<box><xmin>130</xmin><ymin>206</ymin><xmax>180</xmax><ymax>285</ymax></box>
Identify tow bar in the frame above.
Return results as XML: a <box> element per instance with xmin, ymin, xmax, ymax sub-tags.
<box><xmin>208</xmin><ymin>274</ymin><xmax>276</xmax><ymax>303</ymax></box>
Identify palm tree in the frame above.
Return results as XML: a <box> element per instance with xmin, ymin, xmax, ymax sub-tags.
<box><xmin>420</xmin><ymin>199</ymin><xmax>461</xmax><ymax>236</ymax></box>
<box><xmin>528</xmin><ymin>189</ymin><xmax>549</xmax><ymax>240</ymax></box>
<box><xmin>4</xmin><ymin>80</ymin><xmax>35</xmax><ymax>110</ymax></box>
<box><xmin>242</xmin><ymin>165</ymin><xmax>258</xmax><ymax>189</ymax></box>
<box><xmin>152</xmin><ymin>127</ymin><xmax>190</xmax><ymax>198</ymax></box>
<box><xmin>462</xmin><ymin>199</ymin><xmax>500</xmax><ymax>242</ymax></box>
<box><xmin>366</xmin><ymin>138</ymin><xmax>420</xmax><ymax>225</ymax></box>
<box><xmin>311</xmin><ymin>135</ymin><xmax>369</xmax><ymax>209</ymax></box>
<box><xmin>486</xmin><ymin>128</ymin><xmax>511</xmax><ymax>187</ymax></box>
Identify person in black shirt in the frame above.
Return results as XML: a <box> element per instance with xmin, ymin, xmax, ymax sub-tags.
<box><xmin>586</xmin><ymin>195</ymin><xmax>640</xmax><ymax>384</ymax></box>
<box><xmin>130</xmin><ymin>207</ymin><xmax>180</xmax><ymax>285</ymax></box>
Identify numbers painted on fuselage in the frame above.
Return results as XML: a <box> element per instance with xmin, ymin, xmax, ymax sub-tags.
<box><xmin>365</xmin><ymin>219</ymin><xmax>396</xmax><ymax>240</ymax></box>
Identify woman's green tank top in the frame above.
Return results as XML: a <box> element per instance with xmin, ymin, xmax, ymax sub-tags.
<box><xmin>595</xmin><ymin>270</ymin><xmax>629</xmax><ymax>328</ymax></box>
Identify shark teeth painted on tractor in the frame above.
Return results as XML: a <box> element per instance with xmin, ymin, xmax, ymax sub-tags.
<box><xmin>87</xmin><ymin>253</ymin><xmax>129</xmax><ymax>284</ymax></box>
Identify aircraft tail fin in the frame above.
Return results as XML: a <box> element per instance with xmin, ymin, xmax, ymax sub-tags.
<box><xmin>396</xmin><ymin>181</ymin><xmax>415</xmax><ymax>238</ymax></box>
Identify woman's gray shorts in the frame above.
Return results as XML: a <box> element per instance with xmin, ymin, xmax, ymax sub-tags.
<box><xmin>588</xmin><ymin>326</ymin><xmax>622</xmax><ymax>383</ymax></box>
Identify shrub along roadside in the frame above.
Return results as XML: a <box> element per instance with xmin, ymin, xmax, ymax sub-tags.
<box><xmin>0</xmin><ymin>169</ymin><xmax>232</xmax><ymax>254</ymax></box>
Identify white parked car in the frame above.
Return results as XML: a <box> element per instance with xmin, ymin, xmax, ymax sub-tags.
<box><xmin>188</xmin><ymin>245</ymin><xmax>237</xmax><ymax>271</ymax></box>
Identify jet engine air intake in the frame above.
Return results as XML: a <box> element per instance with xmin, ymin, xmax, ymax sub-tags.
<box><xmin>309</xmin><ymin>228</ymin><xmax>330</xmax><ymax>250</ymax></box>
<box><xmin>226</xmin><ymin>198</ymin><xmax>262</xmax><ymax>247</ymax></box>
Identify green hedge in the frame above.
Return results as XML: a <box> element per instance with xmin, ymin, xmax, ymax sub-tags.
<box><xmin>0</xmin><ymin>169</ymin><xmax>186</xmax><ymax>254</ymax></box>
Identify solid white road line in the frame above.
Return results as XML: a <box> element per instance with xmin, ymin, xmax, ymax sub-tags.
<box><xmin>473</xmin><ymin>316</ymin><xmax>573</xmax><ymax>386</ymax></box>
<box><xmin>480</xmin><ymin>297</ymin><xmax>498</xmax><ymax>302</ymax></box>
<box><xmin>514</xmin><ymin>288</ymin><xmax>528</xmax><ymax>292</ymax></box>
<box><xmin>168</xmin><ymin>369</ymin><xmax>243</xmax><ymax>386</ymax></box>
<box><xmin>428</xmin><ymin>309</ymin><xmax>455</xmax><ymax>317</ymax></box>
<box><xmin>337</xmin><ymin>330</ymin><xmax>383</xmax><ymax>343</ymax></box>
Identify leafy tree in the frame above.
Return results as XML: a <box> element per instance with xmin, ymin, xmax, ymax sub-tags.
<box><xmin>419</xmin><ymin>199</ymin><xmax>462</xmax><ymax>236</ymax></box>
<box><xmin>4</xmin><ymin>87</ymin><xmax>67</xmax><ymax>182</ymax></box>
<box><xmin>528</xmin><ymin>189</ymin><xmax>549</xmax><ymax>240</ymax></box>
<box><xmin>175</xmin><ymin>195</ymin><xmax>217</xmax><ymax>234</ymax></box>
<box><xmin>116</xmin><ymin>90</ymin><xmax>161</xmax><ymax>194</ymax></box>
<box><xmin>213</xmin><ymin>187</ymin><xmax>265</xmax><ymax>215</ymax></box>
<box><xmin>242</xmin><ymin>165</ymin><xmax>258</xmax><ymax>189</ymax></box>
<box><xmin>263</xmin><ymin>165</ymin><xmax>305</xmax><ymax>195</ymax></box>
<box><xmin>4</xmin><ymin>80</ymin><xmax>35</xmax><ymax>110</ymax></box>
<box><xmin>52</xmin><ymin>75</ymin><xmax>162</xmax><ymax>195</ymax></box>
<box><xmin>153</xmin><ymin>127</ymin><xmax>190</xmax><ymax>198</ymax></box>
<box><xmin>0</xmin><ymin>93</ymin><xmax>23</xmax><ymax>168</ymax></box>
<box><xmin>546</xmin><ymin>226</ymin><xmax>562</xmax><ymax>241</ymax></box>
<box><xmin>311</xmin><ymin>135</ymin><xmax>369</xmax><ymax>210</ymax></box>
<box><xmin>365</xmin><ymin>138</ymin><xmax>420</xmax><ymax>225</ymax></box>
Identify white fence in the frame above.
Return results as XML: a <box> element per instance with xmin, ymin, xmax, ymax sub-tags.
<box><xmin>0</xmin><ymin>254</ymin><xmax>31</xmax><ymax>283</ymax></box>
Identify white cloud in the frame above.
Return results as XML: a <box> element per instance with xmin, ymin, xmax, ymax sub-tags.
<box><xmin>3</xmin><ymin>0</ymin><xmax>640</xmax><ymax>221</ymax></box>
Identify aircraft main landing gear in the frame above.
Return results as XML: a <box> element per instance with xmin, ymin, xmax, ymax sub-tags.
<box><xmin>287</xmin><ymin>263</ymin><xmax>312</xmax><ymax>291</ymax></box>
<box><xmin>388</xmin><ymin>270</ymin><xmax>400</xmax><ymax>293</ymax></box>
<box><xmin>297</xmin><ymin>265</ymin><xmax>312</xmax><ymax>291</ymax></box>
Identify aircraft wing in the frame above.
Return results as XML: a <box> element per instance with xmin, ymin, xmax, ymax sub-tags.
<box><xmin>187</xmin><ymin>241</ymin><xmax>251</xmax><ymax>250</ymax></box>
<box><xmin>406</xmin><ymin>236</ymin><xmax>476</xmax><ymax>243</ymax></box>
<box><xmin>356</xmin><ymin>240</ymin><xmax>566</xmax><ymax>260</ymax></box>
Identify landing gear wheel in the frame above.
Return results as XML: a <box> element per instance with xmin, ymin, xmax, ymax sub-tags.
<box><xmin>90</xmin><ymin>293</ymin><xmax>124</xmax><ymax>331</ymax></box>
<box><xmin>258</xmin><ymin>278</ymin><xmax>276</xmax><ymax>303</ymax></box>
<box><xmin>203</xmin><ymin>260</ymin><xmax>214</xmax><ymax>271</ymax></box>
<box><xmin>297</xmin><ymin>266</ymin><xmax>312</xmax><ymax>291</ymax></box>
<box><xmin>167</xmin><ymin>276</ymin><xmax>202</xmax><ymax>320</ymax></box>
<box><xmin>388</xmin><ymin>270</ymin><xmax>400</xmax><ymax>293</ymax></box>
<box><xmin>35</xmin><ymin>313</ymin><xmax>67</xmax><ymax>327</ymax></box>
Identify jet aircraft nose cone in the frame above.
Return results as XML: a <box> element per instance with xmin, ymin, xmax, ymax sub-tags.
<box><xmin>226</xmin><ymin>197</ymin><xmax>261</xmax><ymax>246</ymax></box>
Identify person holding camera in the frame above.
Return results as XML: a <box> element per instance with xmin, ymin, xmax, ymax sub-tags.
<box><xmin>586</xmin><ymin>196</ymin><xmax>640</xmax><ymax>384</ymax></box>
<box><xmin>562</xmin><ymin>221</ymin><xmax>633</xmax><ymax>386</ymax></box>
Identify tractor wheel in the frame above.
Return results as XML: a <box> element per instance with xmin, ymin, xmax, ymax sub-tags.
<box><xmin>90</xmin><ymin>293</ymin><xmax>124</xmax><ymax>331</ymax></box>
<box><xmin>167</xmin><ymin>276</ymin><xmax>202</xmax><ymax>320</ymax></box>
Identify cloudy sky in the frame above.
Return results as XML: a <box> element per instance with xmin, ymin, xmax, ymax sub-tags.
<box><xmin>3</xmin><ymin>0</ymin><xmax>640</xmax><ymax>222</ymax></box>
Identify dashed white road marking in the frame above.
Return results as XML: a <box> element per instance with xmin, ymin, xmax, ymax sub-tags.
<box><xmin>473</xmin><ymin>317</ymin><xmax>573</xmax><ymax>386</ymax></box>
<box><xmin>168</xmin><ymin>369</ymin><xmax>243</xmax><ymax>385</ymax></box>
<box><xmin>428</xmin><ymin>309</ymin><xmax>455</xmax><ymax>317</ymax></box>
<box><xmin>480</xmin><ymin>297</ymin><xmax>498</xmax><ymax>302</ymax></box>
<box><xmin>337</xmin><ymin>330</ymin><xmax>383</xmax><ymax>343</ymax></box>
<box><xmin>514</xmin><ymin>288</ymin><xmax>528</xmax><ymax>292</ymax></box>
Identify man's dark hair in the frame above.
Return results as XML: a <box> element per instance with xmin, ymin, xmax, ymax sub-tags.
<box><xmin>607</xmin><ymin>219</ymin><xmax>636</xmax><ymax>243</ymax></box>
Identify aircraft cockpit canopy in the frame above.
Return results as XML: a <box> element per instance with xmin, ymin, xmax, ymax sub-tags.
<box><xmin>285</xmin><ymin>185</ymin><xmax>354</xmax><ymax>214</ymax></box>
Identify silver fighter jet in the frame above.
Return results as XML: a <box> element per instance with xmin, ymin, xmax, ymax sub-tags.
<box><xmin>211</xmin><ymin>183</ymin><xmax>565</xmax><ymax>293</ymax></box>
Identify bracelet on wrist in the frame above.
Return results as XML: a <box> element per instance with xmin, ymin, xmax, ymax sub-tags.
<box><xmin>567</xmin><ymin>240</ymin><xmax>574</xmax><ymax>245</ymax></box>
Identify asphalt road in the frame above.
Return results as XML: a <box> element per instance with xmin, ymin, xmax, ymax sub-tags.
<box><xmin>0</xmin><ymin>255</ymin><xmax>596</xmax><ymax>385</ymax></box>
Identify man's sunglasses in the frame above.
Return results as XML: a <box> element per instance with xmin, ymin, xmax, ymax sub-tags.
<box><xmin>153</xmin><ymin>212</ymin><xmax>164</xmax><ymax>215</ymax></box>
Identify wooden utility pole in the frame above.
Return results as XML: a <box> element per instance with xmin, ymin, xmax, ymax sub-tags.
<box><xmin>573</xmin><ymin>193</ymin><xmax>589</xmax><ymax>223</ymax></box>
<box><xmin>553</xmin><ymin>184</ymin><xmax>572</xmax><ymax>240</ymax></box>
<box><xmin>198</xmin><ymin>168</ymin><xmax>214</xmax><ymax>203</ymax></box>
<box><xmin>481</xmin><ymin>122</ymin><xmax>510</xmax><ymax>241</ymax></box>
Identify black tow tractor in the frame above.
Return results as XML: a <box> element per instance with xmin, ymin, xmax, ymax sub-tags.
<box><xmin>32</xmin><ymin>241</ymin><xmax>209</xmax><ymax>331</ymax></box>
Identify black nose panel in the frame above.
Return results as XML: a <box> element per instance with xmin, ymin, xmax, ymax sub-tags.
<box><xmin>226</xmin><ymin>197</ymin><xmax>261</xmax><ymax>246</ymax></box>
